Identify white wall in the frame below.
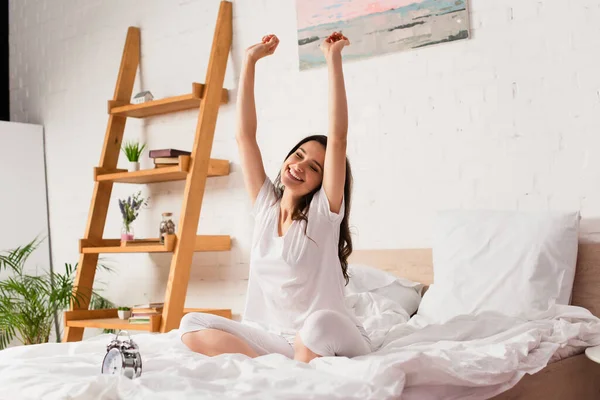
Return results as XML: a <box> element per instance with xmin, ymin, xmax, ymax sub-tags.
<box><xmin>0</xmin><ymin>121</ymin><xmax>51</xmax><ymax>346</ymax></box>
<box><xmin>9</xmin><ymin>0</ymin><xmax>600</xmax><ymax>322</ymax></box>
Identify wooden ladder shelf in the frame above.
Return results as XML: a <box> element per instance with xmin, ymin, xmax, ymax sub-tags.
<box><xmin>63</xmin><ymin>1</ymin><xmax>233</xmax><ymax>341</ymax></box>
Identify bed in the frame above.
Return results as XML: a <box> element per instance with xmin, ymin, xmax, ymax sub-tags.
<box><xmin>0</xmin><ymin>244</ymin><xmax>599</xmax><ymax>399</ymax></box>
<box><xmin>350</xmin><ymin>242</ymin><xmax>600</xmax><ymax>399</ymax></box>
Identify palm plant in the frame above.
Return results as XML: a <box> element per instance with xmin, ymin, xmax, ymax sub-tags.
<box><xmin>121</xmin><ymin>140</ymin><xmax>147</xmax><ymax>162</ymax></box>
<box><xmin>0</xmin><ymin>238</ymin><xmax>114</xmax><ymax>349</ymax></box>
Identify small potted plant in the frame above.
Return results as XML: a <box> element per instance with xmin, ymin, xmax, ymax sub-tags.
<box><xmin>117</xmin><ymin>306</ymin><xmax>132</xmax><ymax>320</ymax></box>
<box><xmin>121</xmin><ymin>140</ymin><xmax>147</xmax><ymax>172</ymax></box>
<box><xmin>118</xmin><ymin>191</ymin><xmax>148</xmax><ymax>242</ymax></box>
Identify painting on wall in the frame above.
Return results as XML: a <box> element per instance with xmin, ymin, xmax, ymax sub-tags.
<box><xmin>296</xmin><ymin>0</ymin><xmax>470</xmax><ymax>70</ymax></box>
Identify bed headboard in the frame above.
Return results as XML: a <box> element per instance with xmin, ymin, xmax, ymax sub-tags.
<box><xmin>349</xmin><ymin>243</ymin><xmax>600</xmax><ymax>318</ymax></box>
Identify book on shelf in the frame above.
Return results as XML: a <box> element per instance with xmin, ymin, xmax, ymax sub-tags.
<box><xmin>129</xmin><ymin>316</ymin><xmax>151</xmax><ymax>324</ymax></box>
<box><xmin>132</xmin><ymin>307</ymin><xmax>163</xmax><ymax>314</ymax></box>
<box><xmin>131</xmin><ymin>312</ymin><xmax>160</xmax><ymax>318</ymax></box>
<box><xmin>153</xmin><ymin>157</ymin><xmax>180</xmax><ymax>164</ymax></box>
<box><xmin>132</xmin><ymin>308</ymin><xmax>162</xmax><ymax>315</ymax></box>
<box><xmin>133</xmin><ymin>302</ymin><xmax>164</xmax><ymax>308</ymax></box>
<box><xmin>148</xmin><ymin>149</ymin><xmax>191</xmax><ymax>158</ymax></box>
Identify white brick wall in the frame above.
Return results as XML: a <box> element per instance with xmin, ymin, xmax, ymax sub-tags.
<box><xmin>9</xmin><ymin>0</ymin><xmax>600</xmax><ymax>324</ymax></box>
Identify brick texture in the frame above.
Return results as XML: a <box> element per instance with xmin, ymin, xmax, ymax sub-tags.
<box><xmin>9</xmin><ymin>0</ymin><xmax>600</xmax><ymax>322</ymax></box>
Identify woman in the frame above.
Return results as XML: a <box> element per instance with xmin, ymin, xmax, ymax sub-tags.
<box><xmin>180</xmin><ymin>32</ymin><xmax>370</xmax><ymax>362</ymax></box>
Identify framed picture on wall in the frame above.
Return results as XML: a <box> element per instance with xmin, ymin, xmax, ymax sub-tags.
<box><xmin>296</xmin><ymin>0</ymin><xmax>471</xmax><ymax>70</ymax></box>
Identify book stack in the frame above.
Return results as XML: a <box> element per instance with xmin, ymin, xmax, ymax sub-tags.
<box><xmin>128</xmin><ymin>302</ymin><xmax>164</xmax><ymax>324</ymax></box>
<box><xmin>148</xmin><ymin>149</ymin><xmax>191</xmax><ymax>168</ymax></box>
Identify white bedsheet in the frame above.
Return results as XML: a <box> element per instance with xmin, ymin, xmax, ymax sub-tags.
<box><xmin>1</xmin><ymin>302</ymin><xmax>599</xmax><ymax>400</ymax></box>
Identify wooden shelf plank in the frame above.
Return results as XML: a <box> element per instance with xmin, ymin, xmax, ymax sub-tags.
<box><xmin>108</xmin><ymin>83</ymin><xmax>228</xmax><ymax>118</ymax></box>
<box><xmin>111</xmin><ymin>93</ymin><xmax>199</xmax><ymax>118</ymax></box>
<box><xmin>63</xmin><ymin>309</ymin><xmax>161</xmax><ymax>332</ymax></box>
<box><xmin>205</xmin><ymin>159</ymin><xmax>230</xmax><ymax>176</ymax></box>
<box><xmin>63</xmin><ymin>309</ymin><xmax>230</xmax><ymax>333</ymax></box>
<box><xmin>195</xmin><ymin>235</ymin><xmax>231</xmax><ymax>252</ymax></box>
<box><xmin>94</xmin><ymin>157</ymin><xmax>229</xmax><ymax>184</ymax></box>
<box><xmin>80</xmin><ymin>239</ymin><xmax>172</xmax><ymax>254</ymax></box>
<box><xmin>97</xmin><ymin>167</ymin><xmax>187</xmax><ymax>184</ymax></box>
<box><xmin>66</xmin><ymin>318</ymin><xmax>153</xmax><ymax>331</ymax></box>
<box><xmin>81</xmin><ymin>246</ymin><xmax>166</xmax><ymax>254</ymax></box>
<box><xmin>80</xmin><ymin>235</ymin><xmax>230</xmax><ymax>254</ymax></box>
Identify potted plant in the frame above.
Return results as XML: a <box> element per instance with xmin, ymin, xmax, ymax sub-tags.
<box><xmin>121</xmin><ymin>140</ymin><xmax>147</xmax><ymax>172</ymax></box>
<box><xmin>0</xmin><ymin>238</ymin><xmax>114</xmax><ymax>349</ymax></box>
<box><xmin>117</xmin><ymin>307</ymin><xmax>132</xmax><ymax>320</ymax></box>
<box><xmin>118</xmin><ymin>191</ymin><xmax>148</xmax><ymax>242</ymax></box>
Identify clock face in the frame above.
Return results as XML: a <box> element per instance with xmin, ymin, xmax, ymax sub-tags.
<box><xmin>102</xmin><ymin>348</ymin><xmax>123</xmax><ymax>375</ymax></box>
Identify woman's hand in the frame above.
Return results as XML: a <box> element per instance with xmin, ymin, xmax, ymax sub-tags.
<box><xmin>321</xmin><ymin>32</ymin><xmax>350</xmax><ymax>61</ymax></box>
<box><xmin>245</xmin><ymin>34</ymin><xmax>280</xmax><ymax>64</ymax></box>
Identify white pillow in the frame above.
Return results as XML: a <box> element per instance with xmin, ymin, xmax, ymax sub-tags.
<box><xmin>346</xmin><ymin>263</ymin><xmax>424</xmax><ymax>316</ymax></box>
<box><xmin>417</xmin><ymin>210</ymin><xmax>579</xmax><ymax>323</ymax></box>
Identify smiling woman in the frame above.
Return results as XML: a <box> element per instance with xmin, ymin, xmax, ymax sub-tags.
<box><xmin>281</xmin><ymin>141</ymin><xmax>326</xmax><ymax>189</ymax></box>
<box><xmin>271</xmin><ymin>133</ymin><xmax>352</xmax><ymax>236</ymax></box>
<box><xmin>179</xmin><ymin>32</ymin><xmax>370</xmax><ymax>363</ymax></box>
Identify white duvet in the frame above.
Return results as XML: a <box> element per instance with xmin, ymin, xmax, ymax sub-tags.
<box><xmin>1</xmin><ymin>294</ymin><xmax>600</xmax><ymax>400</ymax></box>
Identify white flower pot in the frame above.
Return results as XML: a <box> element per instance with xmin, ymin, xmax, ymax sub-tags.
<box><xmin>118</xmin><ymin>310</ymin><xmax>132</xmax><ymax>320</ymax></box>
<box><xmin>128</xmin><ymin>162</ymin><xmax>140</xmax><ymax>172</ymax></box>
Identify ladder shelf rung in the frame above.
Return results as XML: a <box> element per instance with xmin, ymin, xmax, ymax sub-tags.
<box><xmin>79</xmin><ymin>235</ymin><xmax>231</xmax><ymax>254</ymax></box>
<box><xmin>94</xmin><ymin>157</ymin><xmax>229</xmax><ymax>184</ymax></box>
<box><xmin>64</xmin><ymin>309</ymin><xmax>161</xmax><ymax>332</ymax></box>
<box><xmin>63</xmin><ymin>308</ymin><xmax>232</xmax><ymax>333</ymax></box>
<box><xmin>108</xmin><ymin>83</ymin><xmax>228</xmax><ymax>118</ymax></box>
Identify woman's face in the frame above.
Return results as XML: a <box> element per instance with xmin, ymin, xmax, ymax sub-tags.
<box><xmin>280</xmin><ymin>140</ymin><xmax>326</xmax><ymax>197</ymax></box>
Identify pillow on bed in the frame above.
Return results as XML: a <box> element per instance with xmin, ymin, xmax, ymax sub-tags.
<box><xmin>346</xmin><ymin>263</ymin><xmax>424</xmax><ymax>316</ymax></box>
<box><xmin>417</xmin><ymin>210</ymin><xmax>579</xmax><ymax>323</ymax></box>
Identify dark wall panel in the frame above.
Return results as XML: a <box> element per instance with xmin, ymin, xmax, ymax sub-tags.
<box><xmin>0</xmin><ymin>0</ymin><xmax>8</xmax><ymax>121</ymax></box>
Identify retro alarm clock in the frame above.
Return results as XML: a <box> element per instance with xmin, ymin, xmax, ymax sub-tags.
<box><xmin>101</xmin><ymin>330</ymin><xmax>142</xmax><ymax>379</ymax></box>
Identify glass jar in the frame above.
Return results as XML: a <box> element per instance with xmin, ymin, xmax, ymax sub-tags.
<box><xmin>159</xmin><ymin>212</ymin><xmax>176</xmax><ymax>244</ymax></box>
<box><xmin>121</xmin><ymin>222</ymin><xmax>134</xmax><ymax>242</ymax></box>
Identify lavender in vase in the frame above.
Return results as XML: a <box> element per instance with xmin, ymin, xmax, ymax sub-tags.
<box><xmin>118</xmin><ymin>191</ymin><xmax>148</xmax><ymax>241</ymax></box>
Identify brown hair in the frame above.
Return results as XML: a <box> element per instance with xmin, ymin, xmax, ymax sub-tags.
<box><xmin>272</xmin><ymin>135</ymin><xmax>353</xmax><ymax>284</ymax></box>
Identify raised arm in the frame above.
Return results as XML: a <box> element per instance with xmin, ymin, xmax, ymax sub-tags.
<box><xmin>236</xmin><ymin>35</ymin><xmax>279</xmax><ymax>204</ymax></box>
<box><xmin>321</xmin><ymin>32</ymin><xmax>350</xmax><ymax>214</ymax></box>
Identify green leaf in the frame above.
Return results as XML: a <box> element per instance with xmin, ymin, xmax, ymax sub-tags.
<box><xmin>120</xmin><ymin>140</ymin><xmax>146</xmax><ymax>162</ymax></box>
<box><xmin>0</xmin><ymin>238</ymin><xmax>117</xmax><ymax>349</ymax></box>
<box><xmin>0</xmin><ymin>237</ymin><xmax>42</xmax><ymax>274</ymax></box>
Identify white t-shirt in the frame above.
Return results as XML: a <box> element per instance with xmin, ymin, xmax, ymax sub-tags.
<box><xmin>242</xmin><ymin>177</ymin><xmax>363</xmax><ymax>338</ymax></box>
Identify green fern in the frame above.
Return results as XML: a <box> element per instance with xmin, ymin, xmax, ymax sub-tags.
<box><xmin>121</xmin><ymin>140</ymin><xmax>147</xmax><ymax>162</ymax></box>
<box><xmin>0</xmin><ymin>239</ymin><xmax>115</xmax><ymax>349</ymax></box>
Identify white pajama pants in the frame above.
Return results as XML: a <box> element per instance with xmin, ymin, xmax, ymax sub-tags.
<box><xmin>179</xmin><ymin>310</ymin><xmax>371</xmax><ymax>358</ymax></box>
